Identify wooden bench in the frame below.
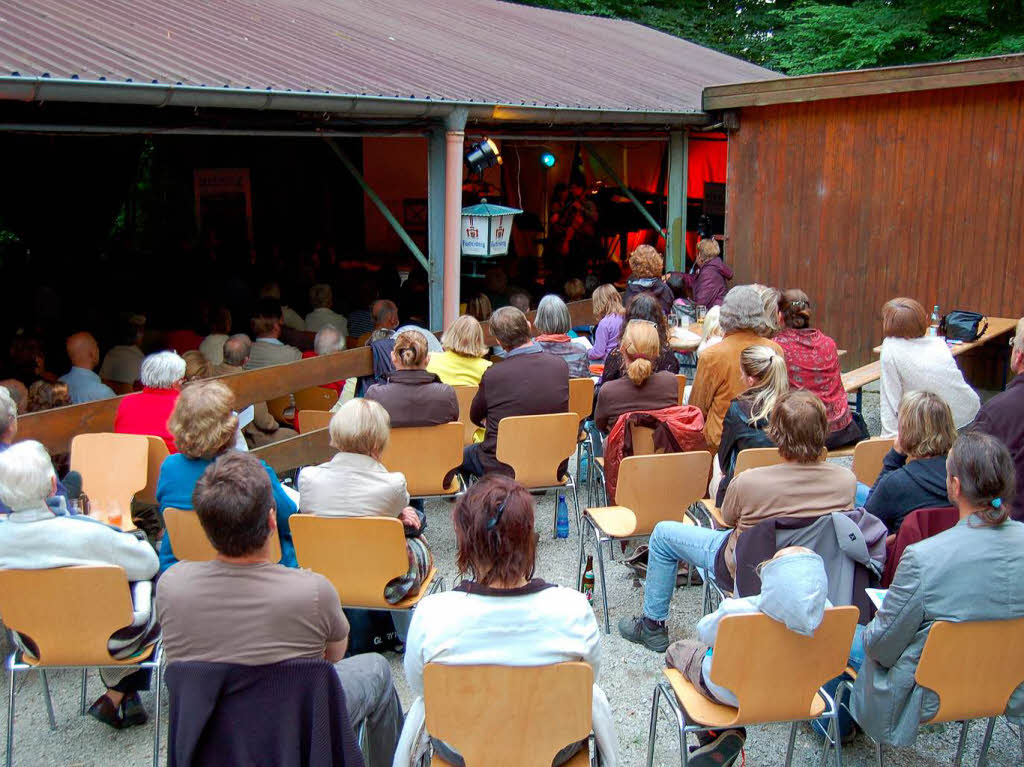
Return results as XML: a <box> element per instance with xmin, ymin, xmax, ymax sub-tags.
<box><xmin>841</xmin><ymin>360</ymin><xmax>881</xmax><ymax>413</ymax></box>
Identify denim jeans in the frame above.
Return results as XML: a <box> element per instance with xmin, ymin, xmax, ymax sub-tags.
<box><xmin>643</xmin><ymin>522</ymin><xmax>731</xmax><ymax>622</ymax></box>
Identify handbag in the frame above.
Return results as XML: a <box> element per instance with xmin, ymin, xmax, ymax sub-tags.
<box><xmin>941</xmin><ymin>311</ymin><xmax>987</xmax><ymax>342</ymax></box>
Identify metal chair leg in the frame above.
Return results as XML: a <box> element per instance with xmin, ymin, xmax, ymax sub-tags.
<box><xmin>39</xmin><ymin>670</ymin><xmax>57</xmax><ymax>731</ymax></box>
<box><xmin>576</xmin><ymin>517</ymin><xmax>588</xmax><ymax>591</ymax></box>
<box><xmin>978</xmin><ymin>717</ymin><xmax>996</xmax><ymax>764</ymax></box>
<box><xmin>153</xmin><ymin>658</ymin><xmax>163</xmax><ymax>767</ymax></box>
<box><xmin>80</xmin><ymin>669</ymin><xmax>88</xmax><ymax>714</ymax></box>
<box><xmin>954</xmin><ymin>720</ymin><xmax>970</xmax><ymax>766</ymax></box>
<box><xmin>6</xmin><ymin>665</ymin><xmax>16</xmax><ymax>767</ymax></box>
<box><xmin>595</xmin><ymin>526</ymin><xmax>610</xmax><ymax>634</ymax></box>
<box><xmin>832</xmin><ymin>708</ymin><xmax>843</xmax><ymax>767</ymax></box>
<box><xmin>784</xmin><ymin>720</ymin><xmax>798</xmax><ymax>766</ymax></box>
<box><xmin>875</xmin><ymin>740</ymin><xmax>883</xmax><ymax>767</ymax></box>
<box><xmin>646</xmin><ymin>681</ymin><xmax>660</xmax><ymax>767</ymax></box>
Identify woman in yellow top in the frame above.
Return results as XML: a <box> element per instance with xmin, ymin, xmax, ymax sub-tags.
<box><xmin>427</xmin><ymin>315</ymin><xmax>492</xmax><ymax>442</ymax></box>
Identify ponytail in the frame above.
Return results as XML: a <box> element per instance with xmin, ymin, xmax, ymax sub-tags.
<box><xmin>392</xmin><ymin>330</ymin><xmax>428</xmax><ymax>369</ymax></box>
<box><xmin>741</xmin><ymin>345</ymin><xmax>789</xmax><ymax>424</ymax></box>
<box><xmin>626</xmin><ymin>357</ymin><xmax>654</xmax><ymax>387</ymax></box>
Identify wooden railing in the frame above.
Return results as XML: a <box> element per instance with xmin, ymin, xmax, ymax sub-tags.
<box><xmin>17</xmin><ymin>299</ymin><xmax>597</xmax><ymax>473</ymax></box>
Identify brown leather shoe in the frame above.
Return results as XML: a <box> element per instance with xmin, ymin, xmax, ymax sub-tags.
<box><xmin>120</xmin><ymin>692</ymin><xmax>148</xmax><ymax>727</ymax></box>
<box><xmin>87</xmin><ymin>695</ymin><xmax>123</xmax><ymax>729</ymax></box>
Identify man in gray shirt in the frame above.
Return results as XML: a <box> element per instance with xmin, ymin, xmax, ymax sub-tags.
<box><xmin>156</xmin><ymin>451</ymin><xmax>403</xmax><ymax>766</ymax></box>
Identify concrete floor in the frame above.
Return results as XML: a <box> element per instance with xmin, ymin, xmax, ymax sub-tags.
<box><xmin>4</xmin><ymin>385</ymin><xmax>1023</xmax><ymax>765</ymax></box>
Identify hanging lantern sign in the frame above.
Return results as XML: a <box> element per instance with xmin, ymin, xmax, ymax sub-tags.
<box><xmin>461</xmin><ymin>201</ymin><xmax>522</xmax><ymax>258</ymax></box>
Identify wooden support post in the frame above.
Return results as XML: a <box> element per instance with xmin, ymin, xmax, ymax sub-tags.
<box><xmin>443</xmin><ymin>108</ymin><xmax>468</xmax><ymax>329</ymax></box>
<box><xmin>667</xmin><ymin>130</ymin><xmax>688</xmax><ymax>272</ymax></box>
<box><xmin>427</xmin><ymin>127</ymin><xmax>447</xmax><ymax>331</ymax></box>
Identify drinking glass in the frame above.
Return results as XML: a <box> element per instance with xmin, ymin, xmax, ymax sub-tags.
<box><xmin>696</xmin><ymin>305</ymin><xmax>708</xmax><ymax>326</ymax></box>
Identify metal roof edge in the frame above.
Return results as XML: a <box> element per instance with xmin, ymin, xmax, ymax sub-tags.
<box><xmin>702</xmin><ymin>53</ymin><xmax>1024</xmax><ymax>110</ymax></box>
<box><xmin>0</xmin><ymin>77</ymin><xmax>711</xmax><ymax>126</ymax></box>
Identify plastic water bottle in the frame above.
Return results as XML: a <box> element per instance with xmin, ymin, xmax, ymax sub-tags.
<box><xmin>929</xmin><ymin>304</ymin><xmax>942</xmax><ymax>337</ymax></box>
<box><xmin>556</xmin><ymin>494</ymin><xmax>570</xmax><ymax>539</ymax></box>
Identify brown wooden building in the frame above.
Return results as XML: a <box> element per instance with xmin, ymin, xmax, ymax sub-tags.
<box><xmin>704</xmin><ymin>54</ymin><xmax>1024</xmax><ymax>368</ymax></box>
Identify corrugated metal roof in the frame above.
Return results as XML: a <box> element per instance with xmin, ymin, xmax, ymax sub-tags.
<box><xmin>0</xmin><ymin>0</ymin><xmax>778</xmax><ymax>114</ymax></box>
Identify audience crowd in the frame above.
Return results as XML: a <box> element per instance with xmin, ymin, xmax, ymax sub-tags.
<box><xmin>2</xmin><ymin>246</ymin><xmax>1023</xmax><ymax>766</ymax></box>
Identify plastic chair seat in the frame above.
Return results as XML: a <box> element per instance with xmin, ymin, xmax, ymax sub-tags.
<box><xmin>388</xmin><ymin>567</ymin><xmax>438</xmax><ymax>610</ymax></box>
<box><xmin>699</xmin><ymin>499</ymin><xmax>730</xmax><ymax>529</ymax></box>
<box><xmin>587</xmin><ymin>506</ymin><xmax>695</xmax><ymax>539</ymax></box>
<box><xmin>664</xmin><ymin>668</ymin><xmax>826</xmax><ymax>728</ymax></box>
<box><xmin>17</xmin><ymin>642</ymin><xmax>155</xmax><ymax>669</ymax></box>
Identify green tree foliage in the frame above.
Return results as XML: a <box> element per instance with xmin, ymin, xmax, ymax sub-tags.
<box><xmin>517</xmin><ymin>0</ymin><xmax>1024</xmax><ymax>73</ymax></box>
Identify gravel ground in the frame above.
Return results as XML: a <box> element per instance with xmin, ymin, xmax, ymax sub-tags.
<box><xmin>5</xmin><ymin>383</ymin><xmax>1023</xmax><ymax>765</ymax></box>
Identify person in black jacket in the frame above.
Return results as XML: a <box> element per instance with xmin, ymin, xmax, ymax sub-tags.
<box><xmin>864</xmin><ymin>390</ymin><xmax>957</xmax><ymax>533</ymax></box>
<box><xmin>714</xmin><ymin>345</ymin><xmax>789</xmax><ymax>505</ymax></box>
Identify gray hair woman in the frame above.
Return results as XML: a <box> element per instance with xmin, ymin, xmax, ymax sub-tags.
<box><xmin>534</xmin><ymin>294</ymin><xmax>590</xmax><ymax>378</ymax></box>
<box><xmin>0</xmin><ymin>440</ymin><xmax>160</xmax><ymax>729</ymax></box>
<box><xmin>689</xmin><ymin>285</ymin><xmax>786</xmax><ymax>452</ymax></box>
<box><xmin>113</xmin><ymin>351</ymin><xmax>187</xmax><ymax>452</ymax></box>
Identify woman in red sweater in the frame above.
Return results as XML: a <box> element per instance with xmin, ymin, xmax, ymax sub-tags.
<box><xmin>113</xmin><ymin>351</ymin><xmax>186</xmax><ymax>452</ymax></box>
<box><xmin>774</xmin><ymin>290</ymin><xmax>868</xmax><ymax>449</ymax></box>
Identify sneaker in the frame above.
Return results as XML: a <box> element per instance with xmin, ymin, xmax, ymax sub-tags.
<box><xmin>617</xmin><ymin>615</ymin><xmax>670</xmax><ymax>653</ymax></box>
<box><xmin>87</xmin><ymin>695</ymin><xmax>122</xmax><ymax>730</ymax></box>
<box><xmin>120</xmin><ymin>691</ymin><xmax>148</xmax><ymax>727</ymax></box>
<box><xmin>688</xmin><ymin>729</ymin><xmax>744</xmax><ymax>766</ymax></box>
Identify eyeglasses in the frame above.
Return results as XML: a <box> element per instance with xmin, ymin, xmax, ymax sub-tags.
<box><xmin>486</xmin><ymin>495</ymin><xmax>509</xmax><ymax>532</ymax></box>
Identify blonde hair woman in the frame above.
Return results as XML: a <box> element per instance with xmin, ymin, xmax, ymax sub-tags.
<box><xmin>297</xmin><ymin>398</ymin><xmax>432</xmax><ymax>627</ymax></box>
<box><xmin>589</xmin><ymin>284</ymin><xmax>626</xmax><ymax>361</ymax></box>
<box><xmin>427</xmin><ymin>315</ymin><xmax>492</xmax><ymax>386</ymax></box>
<box><xmin>366</xmin><ymin>330</ymin><xmax>458</xmax><ymax>428</ymax></box>
<box><xmin>862</xmin><ymin>390</ymin><xmax>958</xmax><ymax>533</ymax></box>
<box><xmin>156</xmin><ymin>380</ymin><xmax>298</xmax><ymax>572</ymax></box>
<box><xmin>713</xmin><ymin>345</ymin><xmax>789</xmax><ymax>504</ymax></box>
<box><xmin>593</xmin><ymin>320</ymin><xmax>679</xmax><ymax>433</ymax></box>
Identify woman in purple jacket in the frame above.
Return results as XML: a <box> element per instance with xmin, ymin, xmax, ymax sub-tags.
<box><xmin>588</xmin><ymin>284</ymin><xmax>625</xmax><ymax>361</ymax></box>
<box><xmin>684</xmin><ymin>238</ymin><xmax>733</xmax><ymax>308</ymax></box>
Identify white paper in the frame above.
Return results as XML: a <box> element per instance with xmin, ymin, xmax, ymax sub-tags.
<box><xmin>866</xmin><ymin>588</ymin><xmax>887</xmax><ymax>609</ymax></box>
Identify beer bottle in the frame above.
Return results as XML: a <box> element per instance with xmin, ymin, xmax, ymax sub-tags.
<box><xmin>582</xmin><ymin>555</ymin><xmax>595</xmax><ymax>604</ymax></box>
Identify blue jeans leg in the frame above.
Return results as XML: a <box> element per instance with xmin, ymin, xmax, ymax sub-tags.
<box><xmin>642</xmin><ymin>522</ymin><xmax>731</xmax><ymax>622</ymax></box>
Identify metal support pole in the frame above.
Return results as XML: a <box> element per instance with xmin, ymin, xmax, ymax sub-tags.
<box><xmin>666</xmin><ymin>130</ymin><xmax>688</xmax><ymax>272</ymax></box>
<box><xmin>585</xmin><ymin>143</ymin><xmax>665</xmax><ymax>238</ymax></box>
<box><xmin>324</xmin><ymin>138</ymin><xmax>430</xmax><ymax>273</ymax></box>
<box><xmin>427</xmin><ymin>127</ymin><xmax>447</xmax><ymax>331</ymax></box>
<box><xmin>443</xmin><ymin>108</ymin><xmax>468</xmax><ymax>329</ymax></box>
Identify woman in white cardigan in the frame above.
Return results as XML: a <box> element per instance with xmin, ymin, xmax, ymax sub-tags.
<box><xmin>396</xmin><ymin>475</ymin><xmax>618</xmax><ymax>767</ymax></box>
<box><xmin>878</xmin><ymin>298</ymin><xmax>980</xmax><ymax>437</ymax></box>
<box><xmin>0</xmin><ymin>440</ymin><xmax>159</xmax><ymax>730</ymax></box>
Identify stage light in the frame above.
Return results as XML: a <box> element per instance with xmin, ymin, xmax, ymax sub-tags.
<box><xmin>540</xmin><ymin>151</ymin><xmax>556</xmax><ymax>168</ymax></box>
<box><xmin>465</xmin><ymin>138</ymin><xmax>501</xmax><ymax>173</ymax></box>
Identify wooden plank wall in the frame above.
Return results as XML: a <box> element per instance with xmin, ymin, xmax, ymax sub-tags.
<box><xmin>726</xmin><ymin>82</ymin><xmax>1024</xmax><ymax>368</ymax></box>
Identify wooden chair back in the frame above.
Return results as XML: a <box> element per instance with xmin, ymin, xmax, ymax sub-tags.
<box><xmin>164</xmin><ymin>508</ymin><xmax>281</xmax><ymax>563</ymax></box>
<box><xmin>616</xmin><ymin>452</ymin><xmax>713</xmax><ymax>536</ymax></box>
<box><xmin>423</xmin><ymin>662</ymin><xmax>593</xmax><ymax>767</ymax></box>
<box><xmin>266</xmin><ymin>395</ymin><xmax>292</xmax><ymax>425</ymax></box>
<box><xmin>296</xmin><ymin>409</ymin><xmax>332</xmax><ymax>434</ymax></box>
<box><xmin>136</xmin><ymin>435</ymin><xmax>170</xmax><ymax>506</ymax></box>
<box><xmin>289</xmin><ymin>514</ymin><xmax>409</xmax><ymax>608</ymax></box>
<box><xmin>734</xmin><ymin>447</ymin><xmax>784</xmax><ymax>476</ymax></box>
<box><xmin>852</xmin><ymin>437</ymin><xmax>895</xmax><ymax>486</ymax></box>
<box><xmin>709</xmin><ymin>607</ymin><xmax>858</xmax><ymax>724</ymax></box>
<box><xmin>381</xmin><ymin>422</ymin><xmax>463</xmax><ymax>496</ymax></box>
<box><xmin>568</xmin><ymin>377</ymin><xmax>595</xmax><ymax>422</ymax></box>
<box><xmin>452</xmin><ymin>385</ymin><xmax>479</xmax><ymax>446</ymax></box>
<box><xmin>293</xmin><ymin>386</ymin><xmax>339</xmax><ymax>412</ymax></box>
<box><xmin>676</xmin><ymin>374</ymin><xmax>687</xmax><ymax>405</ymax></box>
<box><xmin>69</xmin><ymin>432</ymin><xmax>149</xmax><ymax>527</ymax></box>
<box><xmin>0</xmin><ymin>566</ymin><xmax>138</xmax><ymax>666</ymax></box>
<box><xmin>915</xmin><ymin>618</ymin><xmax>1024</xmax><ymax>723</ymax></box>
<box><xmin>628</xmin><ymin>424</ymin><xmax>658</xmax><ymax>456</ymax></box>
<box><xmin>496</xmin><ymin>413</ymin><xmax>579</xmax><ymax>488</ymax></box>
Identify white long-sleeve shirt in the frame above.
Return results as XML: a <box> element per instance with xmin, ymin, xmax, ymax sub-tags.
<box><xmin>395</xmin><ymin>580</ymin><xmax>618</xmax><ymax>766</ymax></box>
<box><xmin>879</xmin><ymin>336</ymin><xmax>980</xmax><ymax>437</ymax></box>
